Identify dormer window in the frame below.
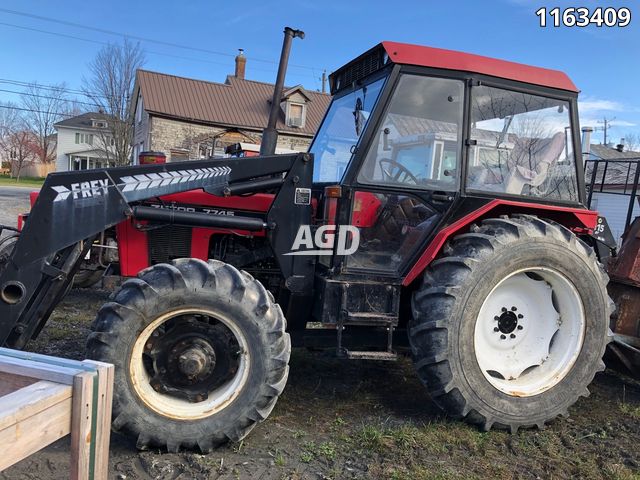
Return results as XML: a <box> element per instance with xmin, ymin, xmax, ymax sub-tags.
<box><xmin>287</xmin><ymin>102</ymin><xmax>306</xmax><ymax>128</ymax></box>
<box><xmin>93</xmin><ymin>120</ymin><xmax>107</xmax><ymax>128</ymax></box>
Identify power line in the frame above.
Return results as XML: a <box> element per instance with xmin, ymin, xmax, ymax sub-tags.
<box><xmin>0</xmin><ymin>88</ymin><xmax>101</xmax><ymax>109</ymax></box>
<box><xmin>0</xmin><ymin>8</ymin><xmax>322</xmax><ymax>72</ymax></box>
<box><xmin>0</xmin><ymin>104</ymin><xmax>75</xmax><ymax>118</ymax></box>
<box><xmin>0</xmin><ymin>21</ymin><xmax>319</xmax><ymax>80</ymax></box>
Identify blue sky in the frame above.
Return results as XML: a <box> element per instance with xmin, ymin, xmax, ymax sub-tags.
<box><xmin>0</xmin><ymin>0</ymin><xmax>637</xmax><ymax>145</ymax></box>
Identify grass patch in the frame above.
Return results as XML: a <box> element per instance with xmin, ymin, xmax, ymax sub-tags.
<box><xmin>620</xmin><ymin>402</ymin><xmax>640</xmax><ymax>420</ymax></box>
<box><xmin>0</xmin><ymin>174</ymin><xmax>45</xmax><ymax>188</ymax></box>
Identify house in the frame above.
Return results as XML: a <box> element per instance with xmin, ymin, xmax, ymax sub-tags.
<box><xmin>54</xmin><ymin>112</ymin><xmax>117</xmax><ymax>172</ymax></box>
<box><xmin>130</xmin><ymin>51</ymin><xmax>331</xmax><ymax>163</ymax></box>
<box><xmin>584</xmin><ymin>141</ymin><xmax>640</xmax><ymax>243</ymax></box>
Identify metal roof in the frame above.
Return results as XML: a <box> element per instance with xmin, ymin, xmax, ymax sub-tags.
<box><xmin>54</xmin><ymin>111</ymin><xmax>112</xmax><ymax>130</ymax></box>
<box><xmin>134</xmin><ymin>70</ymin><xmax>331</xmax><ymax>136</ymax></box>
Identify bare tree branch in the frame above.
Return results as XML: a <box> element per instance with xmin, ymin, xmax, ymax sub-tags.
<box><xmin>20</xmin><ymin>82</ymin><xmax>69</xmax><ymax>164</ymax></box>
<box><xmin>83</xmin><ymin>39</ymin><xmax>146</xmax><ymax>166</ymax></box>
<box><xmin>0</xmin><ymin>104</ymin><xmax>38</xmax><ymax>181</ymax></box>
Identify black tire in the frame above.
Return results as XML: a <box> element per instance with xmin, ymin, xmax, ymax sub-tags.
<box><xmin>0</xmin><ymin>234</ymin><xmax>18</xmax><ymax>274</ymax></box>
<box><xmin>73</xmin><ymin>268</ymin><xmax>104</xmax><ymax>288</ymax></box>
<box><xmin>86</xmin><ymin>258</ymin><xmax>290</xmax><ymax>452</ymax></box>
<box><xmin>409</xmin><ymin>215</ymin><xmax>612</xmax><ymax>432</ymax></box>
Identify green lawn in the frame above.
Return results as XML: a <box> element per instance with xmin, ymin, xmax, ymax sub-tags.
<box><xmin>0</xmin><ymin>174</ymin><xmax>45</xmax><ymax>188</ymax></box>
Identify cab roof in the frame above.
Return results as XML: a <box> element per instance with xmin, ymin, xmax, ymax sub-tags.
<box><xmin>329</xmin><ymin>42</ymin><xmax>578</xmax><ymax>94</ymax></box>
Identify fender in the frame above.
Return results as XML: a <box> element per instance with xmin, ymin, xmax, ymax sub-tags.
<box><xmin>402</xmin><ymin>199</ymin><xmax>599</xmax><ymax>286</ymax></box>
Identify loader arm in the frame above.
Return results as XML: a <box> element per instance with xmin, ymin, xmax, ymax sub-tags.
<box><xmin>0</xmin><ymin>152</ymin><xmax>314</xmax><ymax>348</ymax></box>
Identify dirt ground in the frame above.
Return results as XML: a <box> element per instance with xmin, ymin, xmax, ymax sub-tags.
<box><xmin>0</xmin><ymin>287</ymin><xmax>638</xmax><ymax>480</ymax></box>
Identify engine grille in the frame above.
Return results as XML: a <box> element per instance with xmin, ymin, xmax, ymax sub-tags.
<box><xmin>148</xmin><ymin>226</ymin><xmax>192</xmax><ymax>264</ymax></box>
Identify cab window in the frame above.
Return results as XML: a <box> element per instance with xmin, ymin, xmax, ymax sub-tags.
<box><xmin>357</xmin><ymin>75</ymin><xmax>464</xmax><ymax>191</ymax></box>
<box><xmin>466</xmin><ymin>85</ymin><xmax>579</xmax><ymax>202</ymax></box>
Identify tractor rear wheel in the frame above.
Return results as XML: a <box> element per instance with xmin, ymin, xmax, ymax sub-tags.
<box><xmin>409</xmin><ymin>215</ymin><xmax>612</xmax><ymax>432</ymax></box>
<box><xmin>86</xmin><ymin>258</ymin><xmax>290</xmax><ymax>452</ymax></box>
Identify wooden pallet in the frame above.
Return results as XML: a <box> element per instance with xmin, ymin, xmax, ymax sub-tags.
<box><xmin>0</xmin><ymin>348</ymin><xmax>114</xmax><ymax>479</ymax></box>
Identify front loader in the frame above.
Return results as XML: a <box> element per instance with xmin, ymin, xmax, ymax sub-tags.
<box><xmin>0</xmin><ymin>42</ymin><xmax>617</xmax><ymax>450</ymax></box>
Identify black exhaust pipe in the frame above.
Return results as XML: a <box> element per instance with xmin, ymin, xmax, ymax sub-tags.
<box><xmin>260</xmin><ymin>27</ymin><xmax>305</xmax><ymax>156</ymax></box>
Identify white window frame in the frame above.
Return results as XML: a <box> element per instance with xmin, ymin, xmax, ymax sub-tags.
<box><xmin>286</xmin><ymin>102</ymin><xmax>306</xmax><ymax>128</ymax></box>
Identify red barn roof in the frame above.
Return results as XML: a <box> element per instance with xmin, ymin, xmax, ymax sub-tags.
<box><xmin>381</xmin><ymin>41</ymin><xmax>578</xmax><ymax>92</ymax></box>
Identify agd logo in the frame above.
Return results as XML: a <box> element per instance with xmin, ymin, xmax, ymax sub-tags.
<box><xmin>284</xmin><ymin>225</ymin><xmax>360</xmax><ymax>256</ymax></box>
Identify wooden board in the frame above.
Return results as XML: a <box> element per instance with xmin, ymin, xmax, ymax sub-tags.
<box><xmin>0</xmin><ymin>350</ymin><xmax>114</xmax><ymax>480</ymax></box>
<box><xmin>0</xmin><ymin>380</ymin><xmax>73</xmax><ymax>471</ymax></box>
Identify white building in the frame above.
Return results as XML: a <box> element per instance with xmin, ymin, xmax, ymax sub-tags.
<box><xmin>585</xmin><ymin>143</ymin><xmax>640</xmax><ymax>244</ymax></box>
<box><xmin>54</xmin><ymin>112</ymin><xmax>116</xmax><ymax>171</ymax></box>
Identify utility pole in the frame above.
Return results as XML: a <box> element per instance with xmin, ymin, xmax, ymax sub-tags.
<box><xmin>260</xmin><ymin>27</ymin><xmax>305</xmax><ymax>156</ymax></box>
<box><xmin>597</xmin><ymin>116</ymin><xmax>616</xmax><ymax>145</ymax></box>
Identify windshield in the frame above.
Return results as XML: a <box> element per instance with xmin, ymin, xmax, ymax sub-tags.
<box><xmin>310</xmin><ymin>77</ymin><xmax>386</xmax><ymax>183</ymax></box>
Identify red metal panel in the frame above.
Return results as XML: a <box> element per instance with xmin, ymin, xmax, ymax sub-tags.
<box><xmin>116</xmin><ymin>220</ymin><xmax>149</xmax><ymax>276</ymax></box>
<box><xmin>402</xmin><ymin>200</ymin><xmax>597</xmax><ymax>286</ymax></box>
<box><xmin>158</xmin><ymin>191</ymin><xmax>274</xmax><ymax>211</ymax></box>
<box><xmin>29</xmin><ymin>191</ymin><xmax>39</xmax><ymax>207</ymax></box>
<box><xmin>382</xmin><ymin>41</ymin><xmax>578</xmax><ymax>92</ymax></box>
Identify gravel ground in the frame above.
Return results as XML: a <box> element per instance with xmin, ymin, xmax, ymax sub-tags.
<box><xmin>0</xmin><ymin>186</ymin><xmax>31</xmax><ymax>233</ymax></box>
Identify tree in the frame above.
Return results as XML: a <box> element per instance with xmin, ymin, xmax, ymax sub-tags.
<box><xmin>0</xmin><ymin>102</ymin><xmax>37</xmax><ymax>179</ymax></box>
<box><xmin>20</xmin><ymin>82</ymin><xmax>69</xmax><ymax>164</ymax></box>
<box><xmin>83</xmin><ymin>39</ymin><xmax>145</xmax><ymax>166</ymax></box>
<box><xmin>624</xmin><ymin>132</ymin><xmax>640</xmax><ymax>152</ymax></box>
<box><xmin>0</xmin><ymin>127</ymin><xmax>38</xmax><ymax>181</ymax></box>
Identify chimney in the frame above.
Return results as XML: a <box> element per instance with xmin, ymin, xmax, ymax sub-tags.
<box><xmin>616</xmin><ymin>143</ymin><xmax>625</xmax><ymax>152</ymax></box>
<box><xmin>581</xmin><ymin>127</ymin><xmax>593</xmax><ymax>158</ymax></box>
<box><xmin>235</xmin><ymin>49</ymin><xmax>246</xmax><ymax>80</ymax></box>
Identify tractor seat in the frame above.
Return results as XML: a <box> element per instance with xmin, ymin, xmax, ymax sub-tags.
<box><xmin>505</xmin><ymin>132</ymin><xmax>565</xmax><ymax>195</ymax></box>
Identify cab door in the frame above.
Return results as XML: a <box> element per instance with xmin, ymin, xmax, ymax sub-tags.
<box><xmin>337</xmin><ymin>73</ymin><xmax>466</xmax><ymax>277</ymax></box>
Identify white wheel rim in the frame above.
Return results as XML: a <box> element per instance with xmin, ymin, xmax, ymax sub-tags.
<box><xmin>473</xmin><ymin>267</ymin><xmax>585</xmax><ymax>397</ymax></box>
<box><xmin>129</xmin><ymin>308</ymin><xmax>250</xmax><ymax>420</ymax></box>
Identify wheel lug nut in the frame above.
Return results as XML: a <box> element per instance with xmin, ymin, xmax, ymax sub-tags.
<box><xmin>517</xmin><ymin>325</ymin><xmax>523</xmax><ymax>330</ymax></box>
<box><xmin>501</xmin><ymin>307</ymin><xmax>507</xmax><ymax>312</ymax></box>
<box><xmin>500</xmin><ymin>334</ymin><xmax>506</xmax><ymax>340</ymax></box>
<box><xmin>517</xmin><ymin>314</ymin><xmax>523</xmax><ymax>319</ymax></box>
<box><xmin>511</xmin><ymin>306</ymin><xmax>517</xmax><ymax>311</ymax></box>
<box><xmin>494</xmin><ymin>327</ymin><xmax>499</xmax><ymax>332</ymax></box>
<box><xmin>510</xmin><ymin>333</ymin><xmax>516</xmax><ymax>339</ymax></box>
<box><xmin>494</xmin><ymin>316</ymin><xmax>500</xmax><ymax>321</ymax></box>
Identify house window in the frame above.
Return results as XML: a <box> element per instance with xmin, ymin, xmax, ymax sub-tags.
<box><xmin>74</xmin><ymin>133</ymin><xmax>94</xmax><ymax>145</ymax></box>
<box><xmin>287</xmin><ymin>102</ymin><xmax>306</xmax><ymax>128</ymax></box>
<box><xmin>135</xmin><ymin>95</ymin><xmax>143</xmax><ymax>124</ymax></box>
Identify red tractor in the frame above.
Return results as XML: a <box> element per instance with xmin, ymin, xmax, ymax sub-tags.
<box><xmin>0</xmin><ymin>42</ymin><xmax>618</xmax><ymax>451</ymax></box>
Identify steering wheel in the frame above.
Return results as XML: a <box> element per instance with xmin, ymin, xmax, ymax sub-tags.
<box><xmin>379</xmin><ymin>158</ymin><xmax>418</xmax><ymax>185</ymax></box>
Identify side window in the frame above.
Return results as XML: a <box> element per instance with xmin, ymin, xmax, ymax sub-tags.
<box><xmin>357</xmin><ymin>75</ymin><xmax>464</xmax><ymax>191</ymax></box>
<box><xmin>466</xmin><ymin>85</ymin><xmax>578</xmax><ymax>202</ymax></box>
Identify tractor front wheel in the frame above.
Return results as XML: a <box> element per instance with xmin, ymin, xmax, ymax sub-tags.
<box><xmin>409</xmin><ymin>215</ymin><xmax>612</xmax><ymax>432</ymax></box>
<box><xmin>86</xmin><ymin>258</ymin><xmax>290</xmax><ymax>452</ymax></box>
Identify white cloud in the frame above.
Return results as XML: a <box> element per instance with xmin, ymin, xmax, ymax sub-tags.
<box><xmin>578</xmin><ymin>98</ymin><xmax>625</xmax><ymax>113</ymax></box>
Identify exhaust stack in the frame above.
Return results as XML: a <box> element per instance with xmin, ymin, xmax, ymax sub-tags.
<box><xmin>260</xmin><ymin>27</ymin><xmax>305</xmax><ymax>156</ymax></box>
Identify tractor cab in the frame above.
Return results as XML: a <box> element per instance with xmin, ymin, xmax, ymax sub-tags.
<box><xmin>308</xmin><ymin>42</ymin><xmax>583</xmax><ymax>282</ymax></box>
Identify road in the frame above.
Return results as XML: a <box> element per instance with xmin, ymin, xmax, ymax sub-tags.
<box><xmin>0</xmin><ymin>186</ymin><xmax>33</xmax><ymax>231</ymax></box>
